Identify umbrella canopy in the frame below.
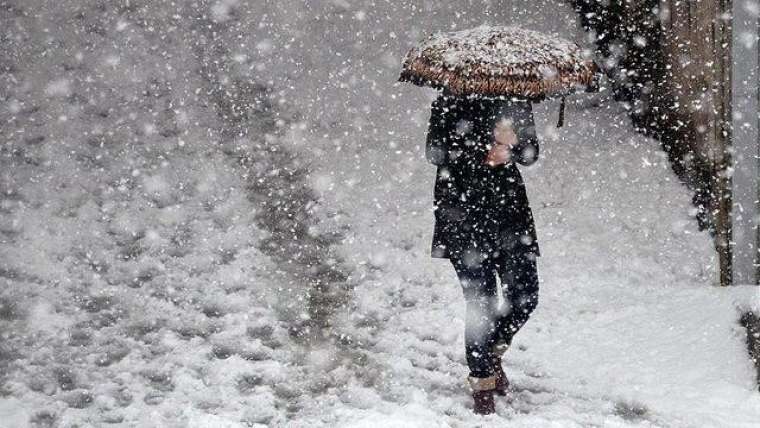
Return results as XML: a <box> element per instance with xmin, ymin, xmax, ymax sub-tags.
<box><xmin>399</xmin><ymin>26</ymin><xmax>598</xmax><ymax>99</ymax></box>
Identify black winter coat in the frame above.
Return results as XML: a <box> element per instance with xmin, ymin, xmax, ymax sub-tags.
<box><xmin>426</xmin><ymin>93</ymin><xmax>540</xmax><ymax>260</ymax></box>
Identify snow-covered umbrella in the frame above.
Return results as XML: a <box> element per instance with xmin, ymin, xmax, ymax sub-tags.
<box><xmin>399</xmin><ymin>26</ymin><xmax>598</xmax><ymax>102</ymax></box>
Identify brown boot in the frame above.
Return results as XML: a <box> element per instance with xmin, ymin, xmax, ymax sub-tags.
<box><xmin>492</xmin><ymin>344</ymin><xmax>510</xmax><ymax>396</ymax></box>
<box><xmin>468</xmin><ymin>376</ymin><xmax>496</xmax><ymax>415</ymax></box>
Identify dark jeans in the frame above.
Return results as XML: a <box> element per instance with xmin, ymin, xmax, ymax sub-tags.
<box><xmin>451</xmin><ymin>251</ymin><xmax>539</xmax><ymax>378</ymax></box>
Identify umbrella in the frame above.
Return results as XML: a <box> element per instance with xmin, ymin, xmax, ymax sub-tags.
<box><xmin>398</xmin><ymin>25</ymin><xmax>598</xmax><ymax>102</ymax></box>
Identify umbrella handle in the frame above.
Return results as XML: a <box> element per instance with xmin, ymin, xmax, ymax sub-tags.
<box><xmin>557</xmin><ymin>96</ymin><xmax>565</xmax><ymax>128</ymax></box>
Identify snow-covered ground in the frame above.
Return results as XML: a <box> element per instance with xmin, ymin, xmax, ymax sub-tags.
<box><xmin>313</xmin><ymin>93</ymin><xmax>760</xmax><ymax>426</ymax></box>
<box><xmin>1</xmin><ymin>0</ymin><xmax>759</xmax><ymax>427</ymax></box>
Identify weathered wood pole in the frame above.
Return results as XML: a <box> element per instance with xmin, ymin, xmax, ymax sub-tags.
<box><xmin>716</xmin><ymin>0</ymin><xmax>733</xmax><ymax>286</ymax></box>
<box><xmin>659</xmin><ymin>0</ymin><xmax>733</xmax><ymax>285</ymax></box>
<box><xmin>714</xmin><ymin>0</ymin><xmax>733</xmax><ymax>287</ymax></box>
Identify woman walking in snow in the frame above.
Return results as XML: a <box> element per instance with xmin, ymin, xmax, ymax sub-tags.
<box><xmin>426</xmin><ymin>91</ymin><xmax>540</xmax><ymax>415</ymax></box>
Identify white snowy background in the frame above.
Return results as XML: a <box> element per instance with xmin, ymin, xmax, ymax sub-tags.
<box><xmin>1</xmin><ymin>0</ymin><xmax>759</xmax><ymax>427</ymax></box>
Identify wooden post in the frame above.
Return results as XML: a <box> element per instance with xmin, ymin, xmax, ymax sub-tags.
<box><xmin>716</xmin><ymin>0</ymin><xmax>733</xmax><ymax>287</ymax></box>
<box><xmin>731</xmin><ymin>0</ymin><xmax>760</xmax><ymax>285</ymax></box>
<box><xmin>659</xmin><ymin>0</ymin><xmax>734</xmax><ymax>285</ymax></box>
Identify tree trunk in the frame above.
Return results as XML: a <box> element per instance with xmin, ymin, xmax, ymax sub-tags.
<box><xmin>569</xmin><ymin>0</ymin><xmax>733</xmax><ymax>285</ymax></box>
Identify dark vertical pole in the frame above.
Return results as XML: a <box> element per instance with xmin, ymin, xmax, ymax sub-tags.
<box><xmin>715</xmin><ymin>0</ymin><xmax>733</xmax><ymax>287</ymax></box>
<box><xmin>731</xmin><ymin>0</ymin><xmax>760</xmax><ymax>285</ymax></box>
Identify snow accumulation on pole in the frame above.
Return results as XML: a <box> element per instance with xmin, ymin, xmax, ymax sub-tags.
<box><xmin>731</xmin><ymin>0</ymin><xmax>760</xmax><ymax>285</ymax></box>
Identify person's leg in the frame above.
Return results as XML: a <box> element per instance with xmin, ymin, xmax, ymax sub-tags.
<box><xmin>451</xmin><ymin>255</ymin><xmax>501</xmax><ymax>414</ymax></box>
<box><xmin>450</xmin><ymin>256</ymin><xmax>500</xmax><ymax>378</ymax></box>
<box><xmin>495</xmin><ymin>251</ymin><xmax>539</xmax><ymax>347</ymax></box>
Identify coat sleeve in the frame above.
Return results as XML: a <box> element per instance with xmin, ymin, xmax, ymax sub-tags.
<box><xmin>425</xmin><ymin>97</ymin><xmax>451</xmax><ymax>166</ymax></box>
<box><xmin>509</xmin><ymin>102</ymin><xmax>540</xmax><ymax>166</ymax></box>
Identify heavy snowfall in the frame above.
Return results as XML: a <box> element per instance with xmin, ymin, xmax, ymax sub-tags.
<box><xmin>1</xmin><ymin>0</ymin><xmax>759</xmax><ymax>427</ymax></box>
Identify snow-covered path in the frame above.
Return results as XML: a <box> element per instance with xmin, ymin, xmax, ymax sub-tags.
<box><xmin>290</xmin><ymin>2</ymin><xmax>760</xmax><ymax>426</ymax></box>
<box><xmin>2</xmin><ymin>1</ymin><xmax>759</xmax><ymax>427</ymax></box>
<box><xmin>306</xmin><ymin>94</ymin><xmax>760</xmax><ymax>427</ymax></box>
